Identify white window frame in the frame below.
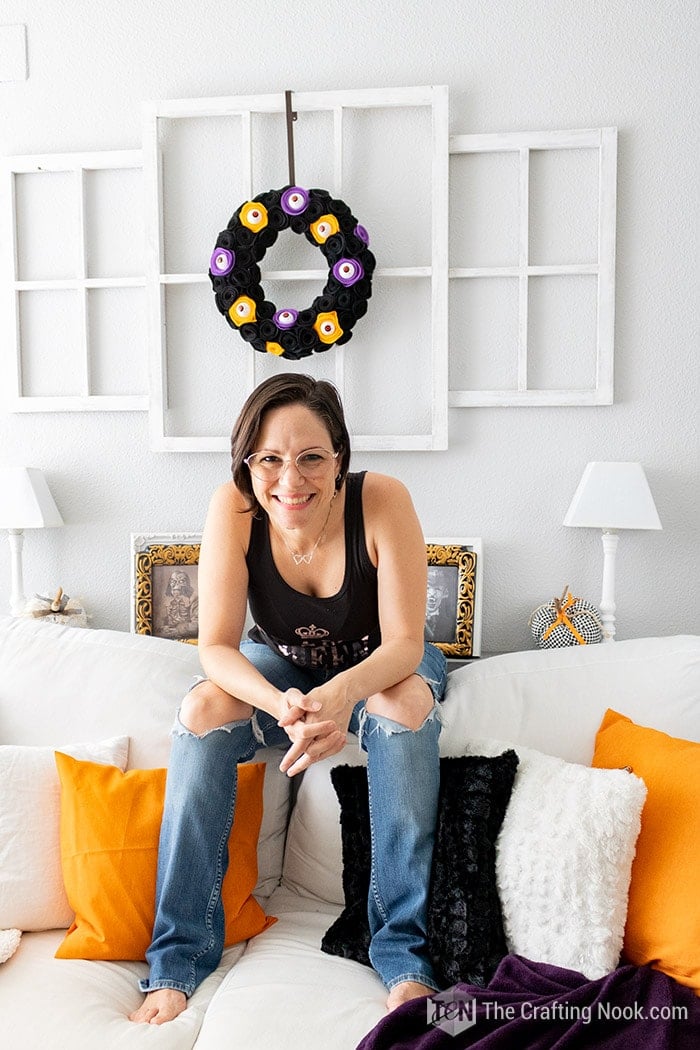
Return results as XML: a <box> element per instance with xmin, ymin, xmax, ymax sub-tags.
<box><xmin>143</xmin><ymin>85</ymin><xmax>449</xmax><ymax>452</ymax></box>
<box><xmin>448</xmin><ymin>127</ymin><xmax>617</xmax><ymax>407</ymax></box>
<box><xmin>3</xmin><ymin>150</ymin><xmax>147</xmax><ymax>412</ymax></box>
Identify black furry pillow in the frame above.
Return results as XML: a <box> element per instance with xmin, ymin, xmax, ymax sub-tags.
<box><xmin>321</xmin><ymin>751</ymin><xmax>519</xmax><ymax>988</ymax></box>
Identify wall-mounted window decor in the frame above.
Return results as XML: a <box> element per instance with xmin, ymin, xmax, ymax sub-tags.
<box><xmin>448</xmin><ymin>128</ymin><xmax>617</xmax><ymax>406</ymax></box>
<box><xmin>425</xmin><ymin>538</ymin><xmax>483</xmax><ymax>657</ymax></box>
<box><xmin>2</xmin><ymin>150</ymin><xmax>148</xmax><ymax>412</ymax></box>
<box><xmin>131</xmin><ymin>533</ymin><xmax>201</xmax><ymax>644</ymax></box>
<box><xmin>142</xmin><ymin>85</ymin><xmax>449</xmax><ymax>452</ymax></box>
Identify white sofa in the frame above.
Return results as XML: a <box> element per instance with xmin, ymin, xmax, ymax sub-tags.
<box><xmin>0</xmin><ymin>615</ymin><xmax>698</xmax><ymax>1050</ymax></box>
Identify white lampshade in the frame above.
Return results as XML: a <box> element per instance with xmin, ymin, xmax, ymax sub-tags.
<box><xmin>563</xmin><ymin>462</ymin><xmax>662</xmax><ymax>531</ymax></box>
<box><xmin>0</xmin><ymin>467</ymin><xmax>64</xmax><ymax>529</ymax></box>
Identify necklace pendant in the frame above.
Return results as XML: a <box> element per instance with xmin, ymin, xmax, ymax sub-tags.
<box><xmin>292</xmin><ymin>552</ymin><xmax>313</xmax><ymax>566</ymax></box>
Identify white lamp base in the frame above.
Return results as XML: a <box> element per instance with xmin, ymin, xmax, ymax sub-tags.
<box><xmin>599</xmin><ymin>529</ymin><xmax>618</xmax><ymax>642</ymax></box>
<box><xmin>7</xmin><ymin>528</ymin><xmax>26</xmax><ymax>616</ymax></box>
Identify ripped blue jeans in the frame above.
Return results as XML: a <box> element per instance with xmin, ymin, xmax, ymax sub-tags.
<box><xmin>140</xmin><ymin>640</ymin><xmax>447</xmax><ymax>998</ymax></box>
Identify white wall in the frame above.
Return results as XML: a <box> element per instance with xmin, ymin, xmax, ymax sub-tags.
<box><xmin>1</xmin><ymin>0</ymin><xmax>698</xmax><ymax>651</ymax></box>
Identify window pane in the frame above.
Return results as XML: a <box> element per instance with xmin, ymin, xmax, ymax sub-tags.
<box><xmin>449</xmin><ymin>277</ymin><xmax>519</xmax><ymax>390</ymax></box>
<box><xmin>450</xmin><ymin>151</ymin><xmax>519</xmax><ymax>268</ymax></box>
<box><xmin>529</xmin><ymin>149</ymin><xmax>598</xmax><ymax>266</ymax></box>
<box><xmin>88</xmin><ymin>288</ymin><xmax>148</xmax><ymax>395</ymax></box>
<box><xmin>15</xmin><ymin>171</ymin><xmax>78</xmax><ymax>281</ymax></box>
<box><xmin>527</xmin><ymin>275</ymin><xmax>598</xmax><ymax>389</ymax></box>
<box><xmin>18</xmin><ymin>290</ymin><xmax>83</xmax><ymax>395</ymax></box>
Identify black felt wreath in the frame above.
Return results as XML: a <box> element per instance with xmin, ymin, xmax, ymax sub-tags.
<box><xmin>209</xmin><ymin>186</ymin><xmax>376</xmax><ymax>360</ymax></box>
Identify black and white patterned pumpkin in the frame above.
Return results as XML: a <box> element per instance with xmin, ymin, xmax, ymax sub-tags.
<box><xmin>529</xmin><ymin>588</ymin><xmax>603</xmax><ymax>648</ymax></box>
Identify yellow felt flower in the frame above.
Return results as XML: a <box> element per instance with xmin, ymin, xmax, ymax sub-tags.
<box><xmin>265</xmin><ymin>341</ymin><xmax>285</xmax><ymax>356</ymax></box>
<box><xmin>314</xmin><ymin>311</ymin><xmax>343</xmax><ymax>345</ymax></box>
<box><xmin>228</xmin><ymin>295</ymin><xmax>257</xmax><ymax>326</ymax></box>
<box><xmin>239</xmin><ymin>202</ymin><xmax>268</xmax><ymax>233</ymax></box>
<box><xmin>310</xmin><ymin>214</ymin><xmax>340</xmax><ymax>244</ymax></box>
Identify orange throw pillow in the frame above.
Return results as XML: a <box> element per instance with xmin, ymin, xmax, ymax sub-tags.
<box><xmin>54</xmin><ymin>754</ymin><xmax>276</xmax><ymax>960</ymax></box>
<box><xmin>592</xmin><ymin>709</ymin><xmax>700</xmax><ymax>994</ymax></box>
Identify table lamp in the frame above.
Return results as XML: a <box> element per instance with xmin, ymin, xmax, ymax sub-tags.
<box><xmin>563</xmin><ymin>462</ymin><xmax>662</xmax><ymax>642</ymax></box>
<box><xmin>0</xmin><ymin>467</ymin><xmax>64</xmax><ymax>616</ymax></box>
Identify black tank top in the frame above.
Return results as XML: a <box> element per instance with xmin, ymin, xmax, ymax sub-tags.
<box><xmin>246</xmin><ymin>472</ymin><xmax>381</xmax><ymax>670</ymax></box>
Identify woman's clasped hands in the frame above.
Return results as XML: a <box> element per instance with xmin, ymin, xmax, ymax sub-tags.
<box><xmin>277</xmin><ymin>684</ymin><xmax>351</xmax><ymax>776</ymax></box>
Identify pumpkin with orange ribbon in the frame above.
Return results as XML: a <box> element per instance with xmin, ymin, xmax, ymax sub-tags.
<box><xmin>529</xmin><ymin>586</ymin><xmax>604</xmax><ymax>648</ymax></box>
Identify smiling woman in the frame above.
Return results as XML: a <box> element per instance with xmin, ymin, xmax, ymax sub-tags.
<box><xmin>243</xmin><ymin>446</ymin><xmax>341</xmax><ymax>563</ymax></box>
<box><xmin>131</xmin><ymin>372</ymin><xmax>450</xmax><ymax>1026</ymax></box>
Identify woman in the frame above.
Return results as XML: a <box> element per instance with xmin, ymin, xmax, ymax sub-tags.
<box><xmin>131</xmin><ymin>373</ymin><xmax>447</xmax><ymax>1025</ymax></box>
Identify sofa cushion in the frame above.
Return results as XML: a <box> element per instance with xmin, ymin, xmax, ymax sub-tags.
<box><xmin>0</xmin><ymin>736</ymin><xmax>129</xmax><ymax>931</ymax></box>
<box><xmin>0</xmin><ymin>617</ymin><xmax>201</xmax><ymax>767</ymax></box>
<box><xmin>593</xmin><ymin>709</ymin><xmax>700</xmax><ymax>993</ymax></box>
<box><xmin>0</xmin><ymin>928</ymin><xmax>244</xmax><ymax>1050</ymax></box>
<box><xmin>282</xmin><ymin>741</ymin><xmax>365</xmax><ymax>905</ymax></box>
<box><xmin>441</xmin><ymin>635</ymin><xmax>700</xmax><ymax>764</ymax></box>
<box><xmin>194</xmin><ymin>888</ymin><xmax>387</xmax><ymax>1050</ymax></box>
<box><xmin>54</xmin><ymin>754</ymin><xmax>275</xmax><ymax>960</ymax></box>
<box><xmin>321</xmin><ymin>752</ymin><xmax>519</xmax><ymax>987</ymax></box>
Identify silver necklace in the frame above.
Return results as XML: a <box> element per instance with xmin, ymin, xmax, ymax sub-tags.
<box><xmin>275</xmin><ymin>493</ymin><xmax>337</xmax><ymax>566</ymax></box>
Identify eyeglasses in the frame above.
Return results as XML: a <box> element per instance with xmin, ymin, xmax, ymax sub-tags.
<box><xmin>244</xmin><ymin>448</ymin><xmax>339</xmax><ymax>482</ymax></box>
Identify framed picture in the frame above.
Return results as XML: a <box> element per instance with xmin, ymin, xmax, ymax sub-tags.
<box><xmin>131</xmin><ymin>533</ymin><xmax>202</xmax><ymax>644</ymax></box>
<box><xmin>425</xmin><ymin>539</ymin><xmax>483</xmax><ymax>657</ymax></box>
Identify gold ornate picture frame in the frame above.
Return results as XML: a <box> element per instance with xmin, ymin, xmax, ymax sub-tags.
<box><xmin>425</xmin><ymin>539</ymin><xmax>483</xmax><ymax>658</ymax></box>
<box><xmin>131</xmin><ymin>533</ymin><xmax>201</xmax><ymax>644</ymax></box>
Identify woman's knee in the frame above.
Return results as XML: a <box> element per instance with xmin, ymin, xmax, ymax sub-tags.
<box><xmin>365</xmin><ymin>674</ymin><xmax>434</xmax><ymax>731</ymax></box>
<box><xmin>179</xmin><ymin>680</ymin><xmax>253</xmax><ymax>735</ymax></box>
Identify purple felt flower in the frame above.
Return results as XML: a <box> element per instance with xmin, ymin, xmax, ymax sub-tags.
<box><xmin>210</xmin><ymin>247</ymin><xmax>235</xmax><ymax>276</ymax></box>
<box><xmin>354</xmin><ymin>224</ymin><xmax>369</xmax><ymax>246</ymax></box>
<box><xmin>273</xmin><ymin>308</ymin><xmax>299</xmax><ymax>329</ymax></box>
<box><xmin>280</xmin><ymin>187</ymin><xmax>310</xmax><ymax>216</ymax></box>
<box><xmin>332</xmin><ymin>258</ymin><xmax>364</xmax><ymax>287</ymax></box>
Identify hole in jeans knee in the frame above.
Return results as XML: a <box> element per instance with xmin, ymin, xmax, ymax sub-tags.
<box><xmin>359</xmin><ymin>702</ymin><xmax>440</xmax><ymax>743</ymax></box>
<box><xmin>173</xmin><ymin>714</ymin><xmax>251</xmax><ymax>739</ymax></box>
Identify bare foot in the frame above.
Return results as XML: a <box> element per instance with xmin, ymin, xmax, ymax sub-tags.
<box><xmin>129</xmin><ymin>988</ymin><xmax>188</xmax><ymax>1024</ymax></box>
<box><xmin>386</xmin><ymin>980</ymin><xmax>435</xmax><ymax>1011</ymax></box>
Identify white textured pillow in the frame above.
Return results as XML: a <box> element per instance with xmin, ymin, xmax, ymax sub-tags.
<box><xmin>461</xmin><ymin>737</ymin><xmax>647</xmax><ymax>980</ymax></box>
<box><xmin>0</xmin><ymin>736</ymin><xmax>129</xmax><ymax>930</ymax></box>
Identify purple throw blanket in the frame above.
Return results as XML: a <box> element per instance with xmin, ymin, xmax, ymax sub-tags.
<box><xmin>357</xmin><ymin>955</ymin><xmax>700</xmax><ymax>1050</ymax></box>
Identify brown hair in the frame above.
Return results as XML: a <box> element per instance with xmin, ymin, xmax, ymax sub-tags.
<box><xmin>231</xmin><ymin>374</ymin><xmax>351</xmax><ymax>511</ymax></box>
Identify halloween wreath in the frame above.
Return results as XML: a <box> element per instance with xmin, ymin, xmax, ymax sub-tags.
<box><xmin>209</xmin><ymin>186</ymin><xmax>376</xmax><ymax>360</ymax></box>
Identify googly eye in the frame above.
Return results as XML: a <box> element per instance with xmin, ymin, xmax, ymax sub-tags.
<box><xmin>210</xmin><ymin>247</ymin><xmax>235</xmax><ymax>276</ymax></box>
<box><xmin>310</xmin><ymin>214</ymin><xmax>340</xmax><ymax>244</ymax></box>
<box><xmin>240</xmin><ymin>202</ymin><xmax>269</xmax><ymax>233</ymax></box>
<box><xmin>332</xmin><ymin>258</ymin><xmax>364</xmax><ymax>287</ymax></box>
<box><xmin>273</xmin><ymin>308</ymin><xmax>299</xmax><ymax>329</ymax></box>
<box><xmin>228</xmin><ymin>295</ymin><xmax>257</xmax><ymax>326</ymax></box>
<box><xmin>280</xmin><ymin>186</ymin><xmax>310</xmax><ymax>215</ymax></box>
<box><xmin>314</xmin><ymin>310</ymin><xmax>343</xmax><ymax>345</ymax></box>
